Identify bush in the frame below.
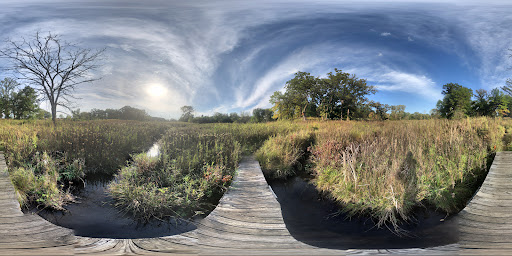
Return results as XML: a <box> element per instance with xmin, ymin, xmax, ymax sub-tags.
<box><xmin>256</xmin><ymin>130</ymin><xmax>314</xmax><ymax>179</ymax></box>
<box><xmin>10</xmin><ymin>152</ymin><xmax>78</xmax><ymax>210</ymax></box>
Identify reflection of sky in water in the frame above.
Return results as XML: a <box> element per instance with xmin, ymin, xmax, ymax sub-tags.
<box><xmin>147</xmin><ymin>143</ymin><xmax>160</xmax><ymax>158</ymax></box>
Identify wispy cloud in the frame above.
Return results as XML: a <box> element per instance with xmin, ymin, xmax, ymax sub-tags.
<box><xmin>374</xmin><ymin>71</ymin><xmax>441</xmax><ymax>99</ymax></box>
<box><xmin>2</xmin><ymin>1</ymin><xmax>512</xmax><ymax>118</ymax></box>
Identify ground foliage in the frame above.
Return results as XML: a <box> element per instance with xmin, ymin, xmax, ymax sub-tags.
<box><xmin>2</xmin><ymin>117</ymin><xmax>510</xmax><ymax>229</ymax></box>
<box><xmin>0</xmin><ymin>119</ymin><xmax>175</xmax><ymax>208</ymax></box>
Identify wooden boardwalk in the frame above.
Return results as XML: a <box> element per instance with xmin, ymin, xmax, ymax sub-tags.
<box><xmin>0</xmin><ymin>152</ymin><xmax>197</xmax><ymax>256</ymax></box>
<box><xmin>1</xmin><ymin>152</ymin><xmax>512</xmax><ymax>254</ymax></box>
<box><xmin>0</xmin><ymin>152</ymin><xmax>75</xmax><ymax>255</ymax></box>
<box><xmin>456</xmin><ymin>151</ymin><xmax>512</xmax><ymax>255</ymax></box>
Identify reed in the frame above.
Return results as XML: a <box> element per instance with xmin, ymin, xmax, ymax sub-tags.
<box><xmin>0</xmin><ymin>119</ymin><xmax>178</xmax><ymax>209</ymax></box>
<box><xmin>311</xmin><ymin>117</ymin><xmax>507</xmax><ymax>231</ymax></box>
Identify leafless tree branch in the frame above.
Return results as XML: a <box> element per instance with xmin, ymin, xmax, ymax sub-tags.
<box><xmin>0</xmin><ymin>31</ymin><xmax>105</xmax><ymax>125</ymax></box>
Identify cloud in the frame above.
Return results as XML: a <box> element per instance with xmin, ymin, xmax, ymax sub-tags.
<box><xmin>374</xmin><ymin>71</ymin><xmax>441</xmax><ymax>100</ymax></box>
<box><xmin>451</xmin><ymin>6</ymin><xmax>512</xmax><ymax>89</ymax></box>
<box><xmin>4</xmin><ymin>0</ymin><xmax>512</xmax><ymax>118</ymax></box>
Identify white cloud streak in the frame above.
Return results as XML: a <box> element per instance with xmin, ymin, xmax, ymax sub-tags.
<box><xmin>3</xmin><ymin>1</ymin><xmax>512</xmax><ymax>117</ymax></box>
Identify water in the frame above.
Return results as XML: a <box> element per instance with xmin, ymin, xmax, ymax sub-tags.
<box><xmin>30</xmin><ymin>143</ymin><xmax>197</xmax><ymax>239</ymax></box>
<box><xmin>147</xmin><ymin>143</ymin><xmax>160</xmax><ymax>158</ymax></box>
<box><xmin>32</xmin><ymin>173</ymin><xmax>196</xmax><ymax>238</ymax></box>
<box><xmin>268</xmin><ymin>176</ymin><xmax>460</xmax><ymax>249</ymax></box>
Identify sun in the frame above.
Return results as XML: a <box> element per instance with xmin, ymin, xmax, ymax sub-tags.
<box><xmin>145</xmin><ymin>83</ymin><xmax>168</xmax><ymax>98</ymax></box>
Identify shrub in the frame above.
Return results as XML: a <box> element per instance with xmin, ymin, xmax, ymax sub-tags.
<box><xmin>10</xmin><ymin>152</ymin><xmax>77</xmax><ymax>210</ymax></box>
<box><xmin>256</xmin><ymin>130</ymin><xmax>315</xmax><ymax>179</ymax></box>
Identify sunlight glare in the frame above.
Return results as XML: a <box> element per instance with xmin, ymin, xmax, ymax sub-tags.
<box><xmin>146</xmin><ymin>83</ymin><xmax>168</xmax><ymax>98</ymax></box>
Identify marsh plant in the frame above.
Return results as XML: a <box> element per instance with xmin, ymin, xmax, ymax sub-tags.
<box><xmin>3</xmin><ymin>117</ymin><xmax>511</xmax><ymax>227</ymax></box>
<box><xmin>256</xmin><ymin>129</ymin><xmax>315</xmax><ymax>179</ymax></box>
<box><xmin>108</xmin><ymin>126</ymin><xmax>242</xmax><ymax>220</ymax></box>
<box><xmin>9</xmin><ymin>151</ymin><xmax>84</xmax><ymax>209</ymax></box>
<box><xmin>310</xmin><ymin>118</ymin><xmax>505</xmax><ymax>231</ymax></box>
<box><xmin>1</xmin><ymin>119</ymin><xmax>176</xmax><ymax>209</ymax></box>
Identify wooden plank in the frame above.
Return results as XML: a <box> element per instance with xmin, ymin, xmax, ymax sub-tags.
<box><xmin>3</xmin><ymin>151</ymin><xmax>512</xmax><ymax>254</ymax></box>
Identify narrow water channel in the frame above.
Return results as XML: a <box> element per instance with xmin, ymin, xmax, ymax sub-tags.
<box><xmin>267</xmin><ymin>176</ymin><xmax>460</xmax><ymax>249</ymax></box>
<box><xmin>29</xmin><ymin>143</ymin><xmax>197</xmax><ymax>239</ymax></box>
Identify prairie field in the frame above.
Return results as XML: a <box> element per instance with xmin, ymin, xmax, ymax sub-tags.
<box><xmin>1</xmin><ymin>117</ymin><xmax>510</xmax><ymax>228</ymax></box>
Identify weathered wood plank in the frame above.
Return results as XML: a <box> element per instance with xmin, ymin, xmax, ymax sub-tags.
<box><xmin>3</xmin><ymin>151</ymin><xmax>512</xmax><ymax>254</ymax></box>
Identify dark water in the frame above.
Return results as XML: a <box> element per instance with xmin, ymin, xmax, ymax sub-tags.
<box><xmin>268</xmin><ymin>176</ymin><xmax>459</xmax><ymax>249</ymax></box>
<box><xmin>31</xmin><ymin>173</ymin><xmax>197</xmax><ymax>239</ymax></box>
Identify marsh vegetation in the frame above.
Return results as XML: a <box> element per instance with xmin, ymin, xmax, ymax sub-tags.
<box><xmin>1</xmin><ymin>117</ymin><xmax>510</xmax><ymax>233</ymax></box>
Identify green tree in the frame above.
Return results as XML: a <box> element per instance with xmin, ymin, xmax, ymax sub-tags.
<box><xmin>389</xmin><ymin>105</ymin><xmax>406</xmax><ymax>120</ymax></box>
<box><xmin>270</xmin><ymin>91</ymin><xmax>296</xmax><ymax>120</ymax></box>
<box><xmin>119</xmin><ymin>106</ymin><xmax>149</xmax><ymax>121</ymax></box>
<box><xmin>317</xmin><ymin>69</ymin><xmax>376</xmax><ymax>120</ymax></box>
<box><xmin>283</xmin><ymin>72</ymin><xmax>317</xmax><ymax>120</ymax></box>
<box><xmin>438</xmin><ymin>83</ymin><xmax>473</xmax><ymax>119</ymax></box>
<box><xmin>180</xmin><ymin>105</ymin><xmax>194</xmax><ymax>122</ymax></box>
<box><xmin>472</xmin><ymin>89</ymin><xmax>490</xmax><ymax>117</ymax></box>
<box><xmin>11</xmin><ymin>86</ymin><xmax>39</xmax><ymax>119</ymax></box>
<box><xmin>270</xmin><ymin>68</ymin><xmax>376</xmax><ymax>120</ymax></box>
<box><xmin>34</xmin><ymin>108</ymin><xmax>51</xmax><ymax>119</ymax></box>
<box><xmin>488</xmin><ymin>88</ymin><xmax>510</xmax><ymax>117</ymax></box>
<box><xmin>369</xmin><ymin>101</ymin><xmax>389</xmax><ymax>120</ymax></box>
<box><xmin>252</xmin><ymin>108</ymin><xmax>274</xmax><ymax>123</ymax></box>
<box><xmin>0</xmin><ymin>77</ymin><xmax>19</xmax><ymax>118</ymax></box>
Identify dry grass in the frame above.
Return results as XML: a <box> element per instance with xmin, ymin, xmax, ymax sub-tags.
<box><xmin>311</xmin><ymin>117</ymin><xmax>508</xmax><ymax>231</ymax></box>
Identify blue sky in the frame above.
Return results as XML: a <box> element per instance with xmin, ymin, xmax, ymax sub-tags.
<box><xmin>1</xmin><ymin>0</ymin><xmax>512</xmax><ymax>119</ymax></box>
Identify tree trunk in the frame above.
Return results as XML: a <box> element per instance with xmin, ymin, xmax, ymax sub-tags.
<box><xmin>51</xmin><ymin>103</ymin><xmax>57</xmax><ymax>126</ymax></box>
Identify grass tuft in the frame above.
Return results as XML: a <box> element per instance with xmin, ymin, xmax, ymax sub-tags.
<box><xmin>256</xmin><ymin>130</ymin><xmax>315</xmax><ymax>179</ymax></box>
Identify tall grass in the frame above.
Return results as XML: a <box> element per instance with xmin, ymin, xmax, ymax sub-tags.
<box><xmin>107</xmin><ymin>121</ymin><xmax>305</xmax><ymax>220</ymax></box>
<box><xmin>108</xmin><ymin>126</ymin><xmax>242</xmax><ymax>220</ymax></box>
<box><xmin>9</xmin><ymin>152</ymin><xmax>83</xmax><ymax>209</ymax></box>
<box><xmin>4</xmin><ymin>117</ymin><xmax>507</xmax><ymax>227</ymax></box>
<box><xmin>311</xmin><ymin>117</ymin><xmax>506</xmax><ymax>231</ymax></box>
<box><xmin>256</xmin><ymin>129</ymin><xmax>315</xmax><ymax>179</ymax></box>
<box><xmin>0</xmin><ymin>119</ymin><xmax>176</xmax><ymax>172</ymax></box>
<box><xmin>0</xmin><ymin>119</ymin><xmax>178</xmax><ymax>209</ymax></box>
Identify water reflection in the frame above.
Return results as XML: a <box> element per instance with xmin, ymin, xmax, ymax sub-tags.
<box><xmin>33</xmin><ymin>173</ymin><xmax>196</xmax><ymax>238</ymax></box>
<box><xmin>268</xmin><ymin>176</ymin><xmax>460</xmax><ymax>249</ymax></box>
<box><xmin>147</xmin><ymin>143</ymin><xmax>160</xmax><ymax>158</ymax></box>
<box><xmin>30</xmin><ymin>143</ymin><xmax>197</xmax><ymax>239</ymax></box>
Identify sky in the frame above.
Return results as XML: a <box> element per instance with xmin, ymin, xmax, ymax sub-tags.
<box><xmin>1</xmin><ymin>0</ymin><xmax>512</xmax><ymax>119</ymax></box>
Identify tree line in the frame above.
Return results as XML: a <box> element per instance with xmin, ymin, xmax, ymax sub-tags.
<box><xmin>1</xmin><ymin>32</ymin><xmax>511</xmax><ymax>123</ymax></box>
<box><xmin>268</xmin><ymin>69</ymin><xmax>433</xmax><ymax>121</ymax></box>
<box><xmin>71</xmin><ymin>106</ymin><xmax>166</xmax><ymax>121</ymax></box>
<box><xmin>265</xmin><ymin>69</ymin><xmax>512</xmax><ymax>121</ymax></box>
<box><xmin>179</xmin><ymin>105</ymin><xmax>274</xmax><ymax>124</ymax></box>
<box><xmin>0</xmin><ymin>77</ymin><xmax>48</xmax><ymax>119</ymax></box>
<box><xmin>434</xmin><ymin>83</ymin><xmax>512</xmax><ymax>119</ymax></box>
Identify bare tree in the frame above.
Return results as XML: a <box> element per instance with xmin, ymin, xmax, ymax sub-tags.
<box><xmin>0</xmin><ymin>31</ymin><xmax>104</xmax><ymax>125</ymax></box>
